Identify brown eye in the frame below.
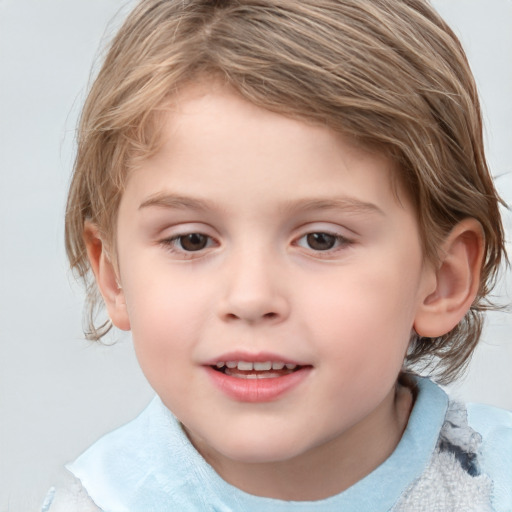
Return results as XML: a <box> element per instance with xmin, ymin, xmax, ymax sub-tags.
<box><xmin>179</xmin><ymin>233</ymin><xmax>209</xmax><ymax>251</ymax></box>
<box><xmin>306</xmin><ymin>233</ymin><xmax>337</xmax><ymax>251</ymax></box>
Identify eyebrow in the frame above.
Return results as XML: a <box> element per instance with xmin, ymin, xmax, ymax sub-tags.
<box><xmin>139</xmin><ymin>193</ymin><xmax>218</xmax><ymax>212</ymax></box>
<box><xmin>139</xmin><ymin>193</ymin><xmax>384</xmax><ymax>216</ymax></box>
<box><xmin>280</xmin><ymin>197</ymin><xmax>385</xmax><ymax>217</ymax></box>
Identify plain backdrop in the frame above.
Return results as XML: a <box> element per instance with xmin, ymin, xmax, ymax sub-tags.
<box><xmin>0</xmin><ymin>1</ymin><xmax>511</xmax><ymax>510</ymax></box>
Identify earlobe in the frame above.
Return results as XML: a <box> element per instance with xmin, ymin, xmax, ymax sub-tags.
<box><xmin>414</xmin><ymin>218</ymin><xmax>484</xmax><ymax>338</ymax></box>
<box><xmin>83</xmin><ymin>221</ymin><xmax>131</xmax><ymax>331</ymax></box>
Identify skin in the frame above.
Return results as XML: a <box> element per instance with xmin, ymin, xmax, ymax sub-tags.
<box><xmin>86</xmin><ymin>82</ymin><xmax>483</xmax><ymax>500</ymax></box>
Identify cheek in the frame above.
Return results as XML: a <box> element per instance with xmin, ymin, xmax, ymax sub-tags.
<box><xmin>302</xmin><ymin>263</ymin><xmax>420</xmax><ymax>362</ymax></box>
<box><xmin>121</xmin><ymin>270</ymin><xmax>210</xmax><ymax>377</ymax></box>
<box><xmin>122</xmin><ymin>257</ymin><xmax>209</xmax><ymax>328</ymax></box>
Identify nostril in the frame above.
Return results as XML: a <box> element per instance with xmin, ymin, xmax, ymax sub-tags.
<box><xmin>224</xmin><ymin>311</ymin><xmax>279</xmax><ymax>321</ymax></box>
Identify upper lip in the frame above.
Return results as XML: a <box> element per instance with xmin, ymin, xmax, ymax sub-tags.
<box><xmin>202</xmin><ymin>351</ymin><xmax>307</xmax><ymax>366</ymax></box>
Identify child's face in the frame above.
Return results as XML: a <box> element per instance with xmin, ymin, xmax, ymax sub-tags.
<box><xmin>111</xmin><ymin>83</ymin><xmax>435</xmax><ymax>473</ymax></box>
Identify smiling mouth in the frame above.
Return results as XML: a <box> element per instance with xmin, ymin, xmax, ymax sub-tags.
<box><xmin>211</xmin><ymin>361</ymin><xmax>306</xmax><ymax>379</ymax></box>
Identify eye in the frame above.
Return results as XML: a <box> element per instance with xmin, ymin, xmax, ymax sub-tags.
<box><xmin>296</xmin><ymin>232</ymin><xmax>351</xmax><ymax>252</ymax></box>
<box><xmin>177</xmin><ymin>233</ymin><xmax>209</xmax><ymax>251</ymax></box>
<box><xmin>305</xmin><ymin>233</ymin><xmax>336</xmax><ymax>251</ymax></box>
<box><xmin>162</xmin><ymin>233</ymin><xmax>214</xmax><ymax>252</ymax></box>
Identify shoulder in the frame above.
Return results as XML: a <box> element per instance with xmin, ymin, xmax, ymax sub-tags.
<box><xmin>432</xmin><ymin>399</ymin><xmax>512</xmax><ymax>512</ymax></box>
<box><xmin>41</xmin><ymin>470</ymin><xmax>101</xmax><ymax>512</ymax></box>
<box><xmin>466</xmin><ymin>402</ymin><xmax>512</xmax><ymax>512</ymax></box>
<box><xmin>466</xmin><ymin>401</ymin><xmax>512</xmax><ymax>436</ymax></box>
<box><xmin>393</xmin><ymin>381</ymin><xmax>511</xmax><ymax>512</ymax></box>
<box><xmin>61</xmin><ymin>397</ymin><xmax>213</xmax><ymax>511</ymax></box>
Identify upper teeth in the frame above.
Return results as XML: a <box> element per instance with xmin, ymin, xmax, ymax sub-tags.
<box><xmin>215</xmin><ymin>361</ymin><xmax>297</xmax><ymax>371</ymax></box>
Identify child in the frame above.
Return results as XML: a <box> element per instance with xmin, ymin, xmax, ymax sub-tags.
<box><xmin>42</xmin><ymin>0</ymin><xmax>511</xmax><ymax>510</ymax></box>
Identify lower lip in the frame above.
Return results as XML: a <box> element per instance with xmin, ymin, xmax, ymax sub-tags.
<box><xmin>205</xmin><ymin>366</ymin><xmax>312</xmax><ymax>403</ymax></box>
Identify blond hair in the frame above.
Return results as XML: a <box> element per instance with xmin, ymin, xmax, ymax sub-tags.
<box><xmin>66</xmin><ymin>0</ymin><xmax>506</xmax><ymax>382</ymax></box>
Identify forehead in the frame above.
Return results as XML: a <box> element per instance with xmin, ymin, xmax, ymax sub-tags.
<box><xmin>123</xmin><ymin>82</ymin><xmax>412</xmax><ymax>222</ymax></box>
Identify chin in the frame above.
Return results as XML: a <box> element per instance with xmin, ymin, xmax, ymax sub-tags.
<box><xmin>208</xmin><ymin>432</ymin><xmax>310</xmax><ymax>465</ymax></box>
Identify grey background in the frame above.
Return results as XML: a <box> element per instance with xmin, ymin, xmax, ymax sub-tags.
<box><xmin>0</xmin><ymin>1</ymin><xmax>511</xmax><ymax>510</ymax></box>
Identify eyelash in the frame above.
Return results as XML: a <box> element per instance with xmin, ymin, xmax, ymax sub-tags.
<box><xmin>159</xmin><ymin>231</ymin><xmax>353</xmax><ymax>257</ymax></box>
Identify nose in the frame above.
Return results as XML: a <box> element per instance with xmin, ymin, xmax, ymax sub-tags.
<box><xmin>217</xmin><ymin>249</ymin><xmax>290</xmax><ymax>325</ymax></box>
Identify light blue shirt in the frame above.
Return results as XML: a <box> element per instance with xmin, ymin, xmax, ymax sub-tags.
<box><xmin>58</xmin><ymin>378</ymin><xmax>511</xmax><ymax>511</ymax></box>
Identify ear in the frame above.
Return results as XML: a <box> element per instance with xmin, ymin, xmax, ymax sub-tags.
<box><xmin>83</xmin><ymin>221</ymin><xmax>131</xmax><ymax>331</ymax></box>
<box><xmin>413</xmin><ymin>218</ymin><xmax>484</xmax><ymax>338</ymax></box>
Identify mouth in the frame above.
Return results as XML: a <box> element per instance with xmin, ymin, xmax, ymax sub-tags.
<box><xmin>210</xmin><ymin>360</ymin><xmax>307</xmax><ymax>379</ymax></box>
<box><xmin>205</xmin><ymin>359</ymin><xmax>312</xmax><ymax>402</ymax></box>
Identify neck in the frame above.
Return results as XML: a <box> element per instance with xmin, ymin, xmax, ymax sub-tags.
<box><xmin>191</xmin><ymin>381</ymin><xmax>414</xmax><ymax>501</ymax></box>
